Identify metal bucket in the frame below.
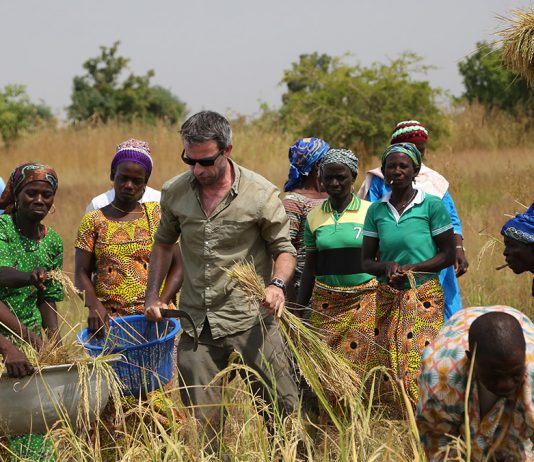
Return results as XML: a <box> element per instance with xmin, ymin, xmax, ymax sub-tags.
<box><xmin>0</xmin><ymin>357</ymin><xmax>118</xmax><ymax>436</ymax></box>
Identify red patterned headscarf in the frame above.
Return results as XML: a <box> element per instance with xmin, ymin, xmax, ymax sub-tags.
<box><xmin>0</xmin><ymin>162</ymin><xmax>58</xmax><ymax>215</ymax></box>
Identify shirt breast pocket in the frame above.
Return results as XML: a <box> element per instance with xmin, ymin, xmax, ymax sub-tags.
<box><xmin>217</xmin><ymin>220</ymin><xmax>254</xmax><ymax>249</ymax></box>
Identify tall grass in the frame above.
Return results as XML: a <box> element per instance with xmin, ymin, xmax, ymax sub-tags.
<box><xmin>0</xmin><ymin>107</ymin><xmax>532</xmax><ymax>460</ymax></box>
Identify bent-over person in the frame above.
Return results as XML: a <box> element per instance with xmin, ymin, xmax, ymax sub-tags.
<box><xmin>417</xmin><ymin>306</ymin><xmax>534</xmax><ymax>461</ymax></box>
<box><xmin>144</xmin><ymin>111</ymin><xmax>298</xmax><ymax>450</ymax></box>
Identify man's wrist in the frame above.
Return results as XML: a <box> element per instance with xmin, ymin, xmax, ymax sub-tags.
<box><xmin>268</xmin><ymin>278</ymin><xmax>286</xmax><ymax>294</ymax></box>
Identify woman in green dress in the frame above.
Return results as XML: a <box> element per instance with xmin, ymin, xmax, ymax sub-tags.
<box><xmin>362</xmin><ymin>143</ymin><xmax>455</xmax><ymax>415</ymax></box>
<box><xmin>0</xmin><ymin>162</ymin><xmax>63</xmax><ymax>460</ymax></box>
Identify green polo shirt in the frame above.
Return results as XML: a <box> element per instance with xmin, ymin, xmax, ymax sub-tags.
<box><xmin>363</xmin><ymin>190</ymin><xmax>453</xmax><ymax>285</ymax></box>
<box><xmin>304</xmin><ymin>194</ymin><xmax>375</xmax><ymax>287</ymax></box>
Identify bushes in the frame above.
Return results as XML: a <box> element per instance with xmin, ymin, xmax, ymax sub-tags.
<box><xmin>0</xmin><ymin>85</ymin><xmax>53</xmax><ymax>148</ymax></box>
<box><xmin>276</xmin><ymin>52</ymin><xmax>446</xmax><ymax>155</ymax></box>
<box><xmin>68</xmin><ymin>42</ymin><xmax>186</xmax><ymax>125</ymax></box>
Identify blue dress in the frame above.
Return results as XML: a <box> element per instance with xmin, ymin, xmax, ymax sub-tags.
<box><xmin>367</xmin><ymin>175</ymin><xmax>463</xmax><ymax>321</ymax></box>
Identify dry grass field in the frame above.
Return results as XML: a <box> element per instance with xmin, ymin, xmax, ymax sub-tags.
<box><xmin>0</xmin><ymin>116</ymin><xmax>532</xmax><ymax>460</ymax></box>
<box><xmin>0</xmin><ymin>117</ymin><xmax>531</xmax><ymax>316</ymax></box>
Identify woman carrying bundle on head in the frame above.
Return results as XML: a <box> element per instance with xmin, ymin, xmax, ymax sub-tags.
<box><xmin>74</xmin><ymin>138</ymin><xmax>183</xmax><ymax>334</ymax></box>
<box><xmin>297</xmin><ymin>149</ymin><xmax>377</xmax><ymax>376</ymax></box>
<box><xmin>362</xmin><ymin>143</ymin><xmax>455</xmax><ymax>415</ymax></box>
<box><xmin>357</xmin><ymin>121</ymin><xmax>468</xmax><ymax>321</ymax></box>
<box><xmin>0</xmin><ymin>162</ymin><xmax>63</xmax><ymax>460</ymax></box>
<box><xmin>282</xmin><ymin>137</ymin><xmax>330</xmax><ymax>304</ymax></box>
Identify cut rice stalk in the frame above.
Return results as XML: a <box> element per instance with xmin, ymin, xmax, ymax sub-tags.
<box><xmin>223</xmin><ymin>262</ymin><xmax>364</xmax><ymax>410</ymax></box>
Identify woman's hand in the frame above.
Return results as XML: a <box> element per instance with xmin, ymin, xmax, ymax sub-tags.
<box><xmin>385</xmin><ymin>262</ymin><xmax>405</xmax><ymax>284</ymax></box>
<box><xmin>3</xmin><ymin>343</ymin><xmax>34</xmax><ymax>378</ymax></box>
<box><xmin>20</xmin><ymin>328</ymin><xmax>43</xmax><ymax>351</ymax></box>
<box><xmin>28</xmin><ymin>267</ymin><xmax>47</xmax><ymax>291</ymax></box>
<box><xmin>88</xmin><ymin>302</ymin><xmax>109</xmax><ymax>337</ymax></box>
<box><xmin>455</xmin><ymin>248</ymin><xmax>469</xmax><ymax>277</ymax></box>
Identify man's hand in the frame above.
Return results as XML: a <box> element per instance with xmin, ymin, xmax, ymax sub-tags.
<box><xmin>145</xmin><ymin>300</ymin><xmax>167</xmax><ymax>322</ymax></box>
<box><xmin>88</xmin><ymin>302</ymin><xmax>109</xmax><ymax>337</ymax></box>
<box><xmin>29</xmin><ymin>267</ymin><xmax>47</xmax><ymax>291</ymax></box>
<box><xmin>263</xmin><ymin>285</ymin><xmax>285</xmax><ymax>318</ymax></box>
<box><xmin>455</xmin><ymin>248</ymin><xmax>469</xmax><ymax>277</ymax></box>
<box><xmin>4</xmin><ymin>344</ymin><xmax>34</xmax><ymax>378</ymax></box>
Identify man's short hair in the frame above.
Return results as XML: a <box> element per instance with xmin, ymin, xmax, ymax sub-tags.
<box><xmin>468</xmin><ymin>311</ymin><xmax>526</xmax><ymax>359</ymax></box>
<box><xmin>180</xmin><ymin>111</ymin><xmax>232</xmax><ymax>150</ymax></box>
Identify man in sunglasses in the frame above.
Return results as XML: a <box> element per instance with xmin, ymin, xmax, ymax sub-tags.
<box><xmin>144</xmin><ymin>110</ymin><xmax>298</xmax><ymax>449</ymax></box>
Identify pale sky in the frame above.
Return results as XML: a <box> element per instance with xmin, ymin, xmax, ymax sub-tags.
<box><xmin>1</xmin><ymin>0</ymin><xmax>532</xmax><ymax>118</ymax></box>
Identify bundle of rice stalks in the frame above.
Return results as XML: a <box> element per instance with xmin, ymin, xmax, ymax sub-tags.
<box><xmin>19</xmin><ymin>331</ymin><xmax>87</xmax><ymax>368</ymax></box>
<box><xmin>224</xmin><ymin>262</ymin><xmax>364</xmax><ymax>426</ymax></box>
<box><xmin>498</xmin><ymin>9</ymin><xmax>534</xmax><ymax>85</ymax></box>
<box><xmin>47</xmin><ymin>268</ymin><xmax>82</xmax><ymax>296</ymax></box>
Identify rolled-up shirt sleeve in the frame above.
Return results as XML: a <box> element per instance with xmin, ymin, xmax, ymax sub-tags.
<box><xmin>259</xmin><ymin>187</ymin><xmax>296</xmax><ymax>258</ymax></box>
<box><xmin>154</xmin><ymin>185</ymin><xmax>181</xmax><ymax>245</ymax></box>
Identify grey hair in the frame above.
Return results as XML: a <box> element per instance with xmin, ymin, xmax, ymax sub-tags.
<box><xmin>180</xmin><ymin>111</ymin><xmax>232</xmax><ymax>150</ymax></box>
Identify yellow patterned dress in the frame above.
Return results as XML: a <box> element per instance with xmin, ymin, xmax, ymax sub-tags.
<box><xmin>75</xmin><ymin>202</ymin><xmax>160</xmax><ymax>316</ymax></box>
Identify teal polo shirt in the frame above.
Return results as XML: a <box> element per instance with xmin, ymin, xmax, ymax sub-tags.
<box><xmin>304</xmin><ymin>194</ymin><xmax>375</xmax><ymax>287</ymax></box>
<box><xmin>363</xmin><ymin>189</ymin><xmax>453</xmax><ymax>285</ymax></box>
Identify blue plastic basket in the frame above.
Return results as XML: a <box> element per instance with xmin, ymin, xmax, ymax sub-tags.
<box><xmin>77</xmin><ymin>315</ymin><xmax>180</xmax><ymax>395</ymax></box>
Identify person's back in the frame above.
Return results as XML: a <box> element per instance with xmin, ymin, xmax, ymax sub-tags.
<box><xmin>417</xmin><ymin>305</ymin><xmax>534</xmax><ymax>461</ymax></box>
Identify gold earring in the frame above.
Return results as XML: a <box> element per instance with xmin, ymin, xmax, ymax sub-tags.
<box><xmin>49</xmin><ymin>204</ymin><xmax>56</xmax><ymax>214</ymax></box>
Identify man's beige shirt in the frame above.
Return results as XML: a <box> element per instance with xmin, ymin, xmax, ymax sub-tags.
<box><xmin>155</xmin><ymin>160</ymin><xmax>296</xmax><ymax>338</ymax></box>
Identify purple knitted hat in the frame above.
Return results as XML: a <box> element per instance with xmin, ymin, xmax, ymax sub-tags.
<box><xmin>111</xmin><ymin>138</ymin><xmax>153</xmax><ymax>177</ymax></box>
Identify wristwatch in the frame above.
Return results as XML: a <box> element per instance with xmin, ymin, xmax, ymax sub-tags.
<box><xmin>269</xmin><ymin>278</ymin><xmax>287</xmax><ymax>294</ymax></box>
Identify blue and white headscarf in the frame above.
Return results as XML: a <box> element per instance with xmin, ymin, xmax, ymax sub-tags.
<box><xmin>501</xmin><ymin>203</ymin><xmax>534</xmax><ymax>244</ymax></box>
<box><xmin>284</xmin><ymin>137</ymin><xmax>330</xmax><ymax>192</ymax></box>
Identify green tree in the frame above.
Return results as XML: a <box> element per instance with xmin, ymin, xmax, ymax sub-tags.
<box><xmin>458</xmin><ymin>41</ymin><xmax>534</xmax><ymax>114</ymax></box>
<box><xmin>68</xmin><ymin>42</ymin><xmax>186</xmax><ymax>124</ymax></box>
<box><xmin>0</xmin><ymin>85</ymin><xmax>53</xmax><ymax>147</ymax></box>
<box><xmin>278</xmin><ymin>52</ymin><xmax>446</xmax><ymax>154</ymax></box>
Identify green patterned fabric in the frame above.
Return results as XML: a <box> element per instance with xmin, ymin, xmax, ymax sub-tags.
<box><xmin>9</xmin><ymin>434</ymin><xmax>55</xmax><ymax>461</ymax></box>
<box><xmin>0</xmin><ymin>214</ymin><xmax>63</xmax><ymax>333</ymax></box>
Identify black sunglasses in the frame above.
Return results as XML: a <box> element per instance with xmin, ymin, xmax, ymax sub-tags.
<box><xmin>181</xmin><ymin>148</ymin><xmax>224</xmax><ymax>167</ymax></box>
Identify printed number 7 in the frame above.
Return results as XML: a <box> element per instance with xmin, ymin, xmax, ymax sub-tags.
<box><xmin>354</xmin><ymin>226</ymin><xmax>362</xmax><ymax>239</ymax></box>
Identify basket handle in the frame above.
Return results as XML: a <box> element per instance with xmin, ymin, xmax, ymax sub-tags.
<box><xmin>160</xmin><ymin>309</ymin><xmax>199</xmax><ymax>352</ymax></box>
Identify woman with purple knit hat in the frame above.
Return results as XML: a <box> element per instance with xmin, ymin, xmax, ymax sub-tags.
<box><xmin>74</xmin><ymin>138</ymin><xmax>182</xmax><ymax>333</ymax></box>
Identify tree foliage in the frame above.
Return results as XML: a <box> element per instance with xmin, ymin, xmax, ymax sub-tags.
<box><xmin>278</xmin><ymin>52</ymin><xmax>446</xmax><ymax>154</ymax></box>
<box><xmin>458</xmin><ymin>41</ymin><xmax>534</xmax><ymax>115</ymax></box>
<box><xmin>0</xmin><ymin>85</ymin><xmax>53</xmax><ymax>147</ymax></box>
<box><xmin>68</xmin><ymin>42</ymin><xmax>186</xmax><ymax>124</ymax></box>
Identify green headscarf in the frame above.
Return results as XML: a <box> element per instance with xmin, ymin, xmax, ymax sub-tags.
<box><xmin>381</xmin><ymin>143</ymin><xmax>422</xmax><ymax>168</ymax></box>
